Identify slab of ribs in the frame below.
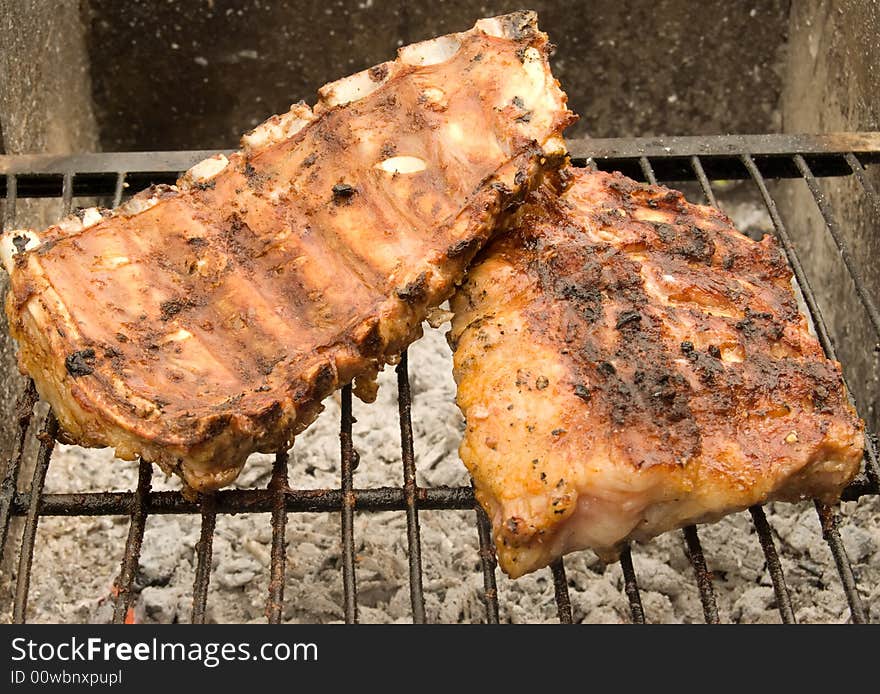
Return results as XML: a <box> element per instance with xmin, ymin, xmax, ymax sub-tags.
<box><xmin>1</xmin><ymin>13</ymin><xmax>573</xmax><ymax>491</ymax></box>
<box><xmin>449</xmin><ymin>168</ymin><xmax>864</xmax><ymax>577</ymax></box>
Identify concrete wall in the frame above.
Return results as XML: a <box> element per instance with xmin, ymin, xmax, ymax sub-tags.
<box><xmin>779</xmin><ymin>0</ymin><xmax>880</xmax><ymax>429</ymax></box>
<box><xmin>0</xmin><ymin>0</ymin><xmax>98</xmax><ymax>470</ymax></box>
<box><xmin>83</xmin><ymin>0</ymin><xmax>789</xmax><ymax>149</ymax></box>
<box><xmin>0</xmin><ymin>0</ymin><xmax>98</xmax><ymax>154</ymax></box>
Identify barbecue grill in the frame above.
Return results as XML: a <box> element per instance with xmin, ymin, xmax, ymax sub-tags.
<box><xmin>1</xmin><ymin>133</ymin><xmax>878</xmax><ymax>624</ymax></box>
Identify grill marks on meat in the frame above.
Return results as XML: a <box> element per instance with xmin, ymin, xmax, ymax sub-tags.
<box><xmin>0</xmin><ymin>12</ymin><xmax>574</xmax><ymax>491</ymax></box>
<box><xmin>449</xmin><ymin>168</ymin><xmax>864</xmax><ymax>578</ymax></box>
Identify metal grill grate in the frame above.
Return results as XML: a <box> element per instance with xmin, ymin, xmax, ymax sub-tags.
<box><xmin>1</xmin><ymin>133</ymin><xmax>878</xmax><ymax>624</ymax></box>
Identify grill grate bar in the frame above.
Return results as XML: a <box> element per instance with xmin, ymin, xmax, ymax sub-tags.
<box><xmin>690</xmin><ymin>156</ymin><xmax>719</xmax><ymax>207</ymax></box>
<box><xmin>190</xmin><ymin>495</ymin><xmax>216</xmax><ymax>624</ymax></box>
<box><xmin>639</xmin><ymin>157</ymin><xmax>658</xmax><ymax>185</ymax></box>
<box><xmin>266</xmin><ymin>450</ymin><xmax>289</xmax><ymax>624</ymax></box>
<box><xmin>0</xmin><ymin>169</ymin><xmax>29</xmax><ymax>569</ymax></box>
<box><xmin>844</xmin><ymin>153</ymin><xmax>880</xmax><ymax>217</ymax></box>
<box><xmin>793</xmin><ymin>155</ymin><xmax>880</xmax><ymax>339</ymax></box>
<box><xmin>61</xmin><ymin>173</ymin><xmax>73</xmax><ymax>215</ymax></box>
<box><xmin>4</xmin><ymin>136</ymin><xmax>878</xmax><ymax>198</ymax></box>
<box><xmin>4</xmin><ymin>135</ymin><xmax>879</xmax><ymax>179</ymax></box>
<box><xmin>571</xmin><ymin>132</ymin><xmax>880</xmax><ymax>160</ymax></box>
<box><xmin>396</xmin><ymin>352</ymin><xmax>427</xmax><ymax>623</ymax></box>
<box><xmin>111</xmin><ymin>459</ymin><xmax>152</xmax><ymax>624</ymax></box>
<box><xmin>340</xmin><ymin>386</ymin><xmax>359</xmax><ymax>624</ymax></box>
<box><xmin>550</xmin><ymin>559</ymin><xmax>573</xmax><ymax>623</ymax></box>
<box><xmin>10</xmin><ymin>485</ymin><xmax>476</xmax><ymax>516</ymax></box>
<box><xmin>748</xmin><ymin>506</ymin><xmax>796</xmax><ymax>623</ymax></box>
<box><xmin>867</xmin><ymin>438</ymin><xmax>880</xmax><ymax>491</ymax></box>
<box><xmin>814</xmin><ymin>502</ymin><xmax>867</xmax><ymax>623</ymax></box>
<box><xmin>0</xmin><ymin>381</ymin><xmax>37</xmax><ymax>564</ymax></box>
<box><xmin>3</xmin><ymin>173</ymin><xmax>17</xmax><ymax>227</ymax></box>
<box><xmin>475</xmin><ymin>504</ymin><xmax>500</xmax><ymax>624</ymax></box>
<box><xmin>12</xmin><ymin>412</ymin><xmax>57</xmax><ymax>624</ymax></box>
<box><xmin>682</xmin><ymin>525</ymin><xmax>720</xmax><ymax>624</ymax></box>
<box><xmin>112</xmin><ymin>172</ymin><xmax>127</xmax><ymax>208</ymax></box>
<box><xmin>619</xmin><ymin>546</ymin><xmax>646</xmax><ymax>624</ymax></box>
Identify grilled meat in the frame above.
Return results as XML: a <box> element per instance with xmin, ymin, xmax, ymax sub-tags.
<box><xmin>449</xmin><ymin>167</ymin><xmax>864</xmax><ymax>578</ymax></box>
<box><xmin>0</xmin><ymin>12</ymin><xmax>574</xmax><ymax>491</ymax></box>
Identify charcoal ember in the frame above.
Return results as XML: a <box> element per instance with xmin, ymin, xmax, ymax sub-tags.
<box><xmin>140</xmin><ymin>586</ymin><xmax>182</xmax><ymax>623</ymax></box>
<box><xmin>840</xmin><ymin>523</ymin><xmax>876</xmax><ymax>563</ymax></box>
<box><xmin>214</xmin><ymin>555</ymin><xmax>260</xmax><ymax>590</ymax></box>
<box><xmin>625</xmin><ymin>555</ymin><xmax>684</xmax><ymax>598</ymax></box>
<box><xmin>72</xmin><ymin>597</ymin><xmax>114</xmax><ymax>624</ymax></box>
<box><xmin>730</xmin><ymin>586</ymin><xmax>777</xmax><ymax>623</ymax></box>
<box><xmin>639</xmin><ymin>592</ymin><xmax>680</xmax><ymax>624</ymax></box>
<box><xmin>137</xmin><ymin>522</ymin><xmax>190</xmax><ymax>588</ymax></box>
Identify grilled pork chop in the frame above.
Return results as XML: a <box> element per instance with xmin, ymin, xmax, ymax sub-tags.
<box><xmin>450</xmin><ymin>168</ymin><xmax>864</xmax><ymax>578</ymax></box>
<box><xmin>1</xmin><ymin>12</ymin><xmax>574</xmax><ymax>491</ymax></box>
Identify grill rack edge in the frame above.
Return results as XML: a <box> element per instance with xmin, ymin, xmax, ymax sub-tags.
<box><xmin>1</xmin><ymin>133</ymin><xmax>879</xmax><ymax>624</ymax></box>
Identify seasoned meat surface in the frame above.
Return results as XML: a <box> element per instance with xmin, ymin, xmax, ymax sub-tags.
<box><xmin>450</xmin><ymin>167</ymin><xmax>864</xmax><ymax>578</ymax></box>
<box><xmin>1</xmin><ymin>12</ymin><xmax>574</xmax><ymax>490</ymax></box>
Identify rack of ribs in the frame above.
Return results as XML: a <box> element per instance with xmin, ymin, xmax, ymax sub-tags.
<box><xmin>0</xmin><ymin>12</ymin><xmax>574</xmax><ymax>491</ymax></box>
<box><xmin>449</xmin><ymin>167</ymin><xmax>864</xmax><ymax>578</ymax></box>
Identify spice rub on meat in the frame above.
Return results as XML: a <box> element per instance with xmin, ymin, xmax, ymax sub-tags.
<box><xmin>0</xmin><ymin>12</ymin><xmax>574</xmax><ymax>491</ymax></box>
<box><xmin>449</xmin><ymin>167</ymin><xmax>864</xmax><ymax>578</ymax></box>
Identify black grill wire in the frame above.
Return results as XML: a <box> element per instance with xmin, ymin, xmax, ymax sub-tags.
<box><xmin>0</xmin><ymin>135</ymin><xmax>878</xmax><ymax>624</ymax></box>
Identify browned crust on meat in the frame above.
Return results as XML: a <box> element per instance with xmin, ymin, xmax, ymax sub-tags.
<box><xmin>451</xmin><ymin>167</ymin><xmax>864</xmax><ymax>577</ymax></box>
